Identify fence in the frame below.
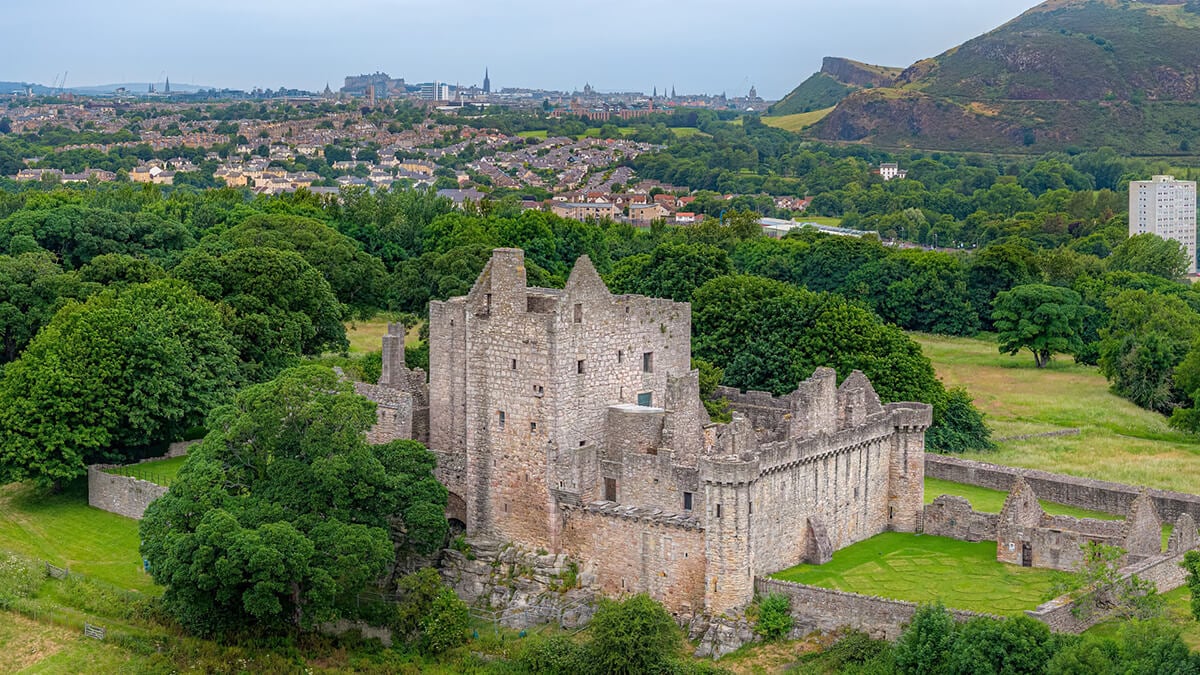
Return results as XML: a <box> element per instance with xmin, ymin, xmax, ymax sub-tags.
<box><xmin>102</xmin><ymin>465</ymin><xmax>176</xmax><ymax>487</ymax></box>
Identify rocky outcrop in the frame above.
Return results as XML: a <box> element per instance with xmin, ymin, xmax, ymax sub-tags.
<box><xmin>820</xmin><ymin>57</ymin><xmax>900</xmax><ymax>89</ymax></box>
<box><xmin>440</xmin><ymin>537</ymin><xmax>596</xmax><ymax>629</ymax></box>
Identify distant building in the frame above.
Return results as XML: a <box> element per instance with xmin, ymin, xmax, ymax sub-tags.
<box><xmin>878</xmin><ymin>163</ymin><xmax>907</xmax><ymax>181</ymax></box>
<box><xmin>1129</xmin><ymin>175</ymin><xmax>1198</xmax><ymax>274</ymax></box>
<box><xmin>420</xmin><ymin>82</ymin><xmax>451</xmax><ymax>101</ymax></box>
<box><xmin>483</xmin><ymin>68</ymin><xmax>491</xmax><ymax>95</ymax></box>
<box><xmin>551</xmin><ymin>202</ymin><xmax>618</xmax><ymax>221</ymax></box>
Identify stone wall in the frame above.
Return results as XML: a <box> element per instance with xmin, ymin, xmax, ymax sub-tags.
<box><xmin>925</xmin><ymin>455</ymin><xmax>1200</xmax><ymax>522</ymax></box>
<box><xmin>87</xmin><ymin>465</ymin><xmax>168</xmax><ymax>519</ymax></box>
<box><xmin>754</xmin><ymin>578</ymin><xmax>994</xmax><ymax>641</ymax></box>
<box><xmin>560</xmin><ymin>502</ymin><xmax>707</xmax><ymax>615</ymax></box>
<box><xmin>922</xmin><ymin>495</ymin><xmax>999</xmax><ymax>542</ymax></box>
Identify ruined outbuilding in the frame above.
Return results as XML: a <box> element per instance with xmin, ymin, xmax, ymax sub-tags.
<box><xmin>360</xmin><ymin>248</ymin><xmax>932</xmax><ymax>615</ymax></box>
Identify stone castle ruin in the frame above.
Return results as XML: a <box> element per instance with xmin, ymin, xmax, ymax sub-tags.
<box><xmin>359</xmin><ymin>248</ymin><xmax>932</xmax><ymax>616</ymax></box>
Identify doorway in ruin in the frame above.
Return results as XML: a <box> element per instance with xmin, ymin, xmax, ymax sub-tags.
<box><xmin>1021</xmin><ymin>541</ymin><xmax>1033</xmax><ymax>567</ymax></box>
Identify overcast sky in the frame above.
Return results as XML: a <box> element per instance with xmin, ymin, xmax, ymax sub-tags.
<box><xmin>7</xmin><ymin>0</ymin><xmax>1040</xmax><ymax>98</ymax></box>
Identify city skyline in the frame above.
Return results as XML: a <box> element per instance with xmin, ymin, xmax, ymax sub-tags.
<box><xmin>7</xmin><ymin>0</ymin><xmax>1039</xmax><ymax>99</ymax></box>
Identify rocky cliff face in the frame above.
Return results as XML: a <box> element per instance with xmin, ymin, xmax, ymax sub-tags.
<box><xmin>820</xmin><ymin>57</ymin><xmax>900</xmax><ymax>89</ymax></box>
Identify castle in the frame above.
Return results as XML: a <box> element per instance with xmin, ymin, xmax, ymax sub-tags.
<box><xmin>358</xmin><ymin>248</ymin><xmax>932</xmax><ymax>615</ymax></box>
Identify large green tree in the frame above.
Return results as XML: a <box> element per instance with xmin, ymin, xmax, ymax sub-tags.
<box><xmin>140</xmin><ymin>366</ymin><xmax>448</xmax><ymax>636</ymax></box>
<box><xmin>0</xmin><ymin>280</ymin><xmax>240</xmax><ymax>487</ymax></box>
<box><xmin>992</xmin><ymin>284</ymin><xmax>1091</xmax><ymax>368</ymax></box>
<box><xmin>0</xmin><ymin>250</ymin><xmax>88</xmax><ymax>363</ymax></box>
<box><xmin>1099</xmin><ymin>290</ymin><xmax>1200</xmax><ymax>414</ymax></box>
<box><xmin>173</xmin><ymin>247</ymin><xmax>347</xmax><ymax>381</ymax></box>
<box><xmin>1107</xmin><ymin>233</ymin><xmax>1190</xmax><ymax>281</ymax></box>
<box><xmin>215</xmin><ymin>213</ymin><xmax>389</xmax><ymax>319</ymax></box>
<box><xmin>606</xmin><ymin>241</ymin><xmax>732</xmax><ymax>302</ymax></box>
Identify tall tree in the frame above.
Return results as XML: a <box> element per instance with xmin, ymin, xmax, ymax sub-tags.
<box><xmin>140</xmin><ymin>366</ymin><xmax>448</xmax><ymax>636</ymax></box>
<box><xmin>1108</xmin><ymin>233</ymin><xmax>1190</xmax><ymax>281</ymax></box>
<box><xmin>992</xmin><ymin>284</ymin><xmax>1091</xmax><ymax>368</ymax></box>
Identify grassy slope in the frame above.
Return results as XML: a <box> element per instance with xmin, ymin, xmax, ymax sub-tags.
<box><xmin>762</xmin><ymin>107</ymin><xmax>836</xmax><ymax>132</ymax></box>
<box><xmin>0</xmin><ymin>482</ymin><xmax>155</xmax><ymax>593</ymax></box>
<box><xmin>771</xmin><ymin>532</ymin><xmax>1058</xmax><ymax>615</ymax></box>
<box><xmin>345</xmin><ymin>318</ymin><xmax>422</xmax><ymax>354</ymax></box>
<box><xmin>913</xmin><ymin>333</ymin><xmax>1200</xmax><ymax>493</ymax></box>
<box><xmin>769</xmin><ymin>73</ymin><xmax>854</xmax><ymax>117</ymax></box>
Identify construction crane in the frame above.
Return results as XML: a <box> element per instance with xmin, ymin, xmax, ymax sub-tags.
<box><xmin>59</xmin><ymin>71</ymin><xmax>67</xmax><ymax>95</ymax></box>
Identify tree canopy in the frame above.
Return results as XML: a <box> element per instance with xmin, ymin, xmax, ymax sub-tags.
<box><xmin>0</xmin><ymin>279</ymin><xmax>239</xmax><ymax>487</ymax></box>
<box><xmin>140</xmin><ymin>366</ymin><xmax>448</xmax><ymax>636</ymax></box>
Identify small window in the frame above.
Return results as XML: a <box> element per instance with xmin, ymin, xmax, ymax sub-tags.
<box><xmin>533</xmin><ymin>384</ymin><xmax>544</xmax><ymax>397</ymax></box>
<box><xmin>749</xmin><ymin>501</ymin><xmax>753</xmax><ymax>515</ymax></box>
<box><xmin>642</xmin><ymin>352</ymin><xmax>654</xmax><ymax>373</ymax></box>
<box><xmin>497</xmin><ymin>410</ymin><xmax>506</xmax><ymax>430</ymax></box>
<box><xmin>605</xmin><ymin>477</ymin><xmax>617</xmax><ymax>502</ymax></box>
<box><xmin>511</xmin><ymin>358</ymin><xmax>517</xmax><ymax>370</ymax></box>
<box><xmin>715</xmin><ymin>503</ymin><xmax>722</xmax><ymax>518</ymax></box>
<box><xmin>579</xmin><ymin>440</ymin><xmax>586</xmax><ymax>447</ymax></box>
<box><xmin>683</xmin><ymin>492</ymin><xmax>693</xmax><ymax>511</ymax></box>
<box><xmin>637</xmin><ymin>392</ymin><xmax>653</xmax><ymax>407</ymax></box>
<box><xmin>618</xmin><ymin>350</ymin><xmax>624</xmax><ymax>363</ymax></box>
<box><xmin>577</xmin><ymin>359</ymin><xmax>585</xmax><ymax>374</ymax></box>
<box><xmin>530</xmin><ymin>422</ymin><xmax>538</xmax><ymax>433</ymax></box>
<box><xmin>574</xmin><ymin>303</ymin><xmax>583</xmax><ymax>323</ymax></box>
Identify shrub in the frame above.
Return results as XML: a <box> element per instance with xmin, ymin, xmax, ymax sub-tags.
<box><xmin>418</xmin><ymin>588</ymin><xmax>469</xmax><ymax>655</ymax></box>
<box><xmin>751</xmin><ymin>593</ymin><xmax>793</xmax><ymax>642</ymax></box>
<box><xmin>894</xmin><ymin>603</ymin><xmax>954</xmax><ymax>675</ymax></box>
<box><xmin>588</xmin><ymin>594</ymin><xmax>680</xmax><ymax>675</ymax></box>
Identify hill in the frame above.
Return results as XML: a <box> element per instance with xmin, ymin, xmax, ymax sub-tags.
<box><xmin>768</xmin><ymin>57</ymin><xmax>902</xmax><ymax>116</ymax></box>
<box><xmin>805</xmin><ymin>0</ymin><xmax>1200</xmax><ymax>154</ymax></box>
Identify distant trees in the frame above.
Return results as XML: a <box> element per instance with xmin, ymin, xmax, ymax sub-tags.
<box><xmin>140</xmin><ymin>366</ymin><xmax>448</xmax><ymax>636</ymax></box>
<box><xmin>1099</xmin><ymin>290</ymin><xmax>1200</xmax><ymax>414</ymax></box>
<box><xmin>1108</xmin><ymin>233</ymin><xmax>1190</xmax><ymax>280</ymax></box>
<box><xmin>0</xmin><ymin>280</ymin><xmax>239</xmax><ymax>488</ymax></box>
<box><xmin>1184</xmin><ymin>550</ymin><xmax>1200</xmax><ymax>621</ymax></box>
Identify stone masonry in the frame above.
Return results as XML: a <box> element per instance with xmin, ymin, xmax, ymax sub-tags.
<box><xmin>359</xmin><ymin>248</ymin><xmax>933</xmax><ymax>616</ymax></box>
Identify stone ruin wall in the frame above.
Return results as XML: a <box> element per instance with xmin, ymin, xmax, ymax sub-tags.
<box><xmin>925</xmin><ymin>454</ymin><xmax>1200</xmax><ymax>523</ymax></box>
<box><xmin>754</xmin><ymin>578</ymin><xmax>995</xmax><ymax>642</ymax></box>
<box><xmin>559</xmin><ymin>503</ymin><xmax>707</xmax><ymax>616</ymax></box>
<box><xmin>87</xmin><ymin>465</ymin><xmax>169</xmax><ymax>520</ymax></box>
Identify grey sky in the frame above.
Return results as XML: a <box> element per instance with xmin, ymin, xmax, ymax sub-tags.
<box><xmin>7</xmin><ymin>1</ymin><xmax>1040</xmax><ymax>98</ymax></box>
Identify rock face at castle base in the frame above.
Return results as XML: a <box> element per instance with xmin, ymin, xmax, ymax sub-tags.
<box><xmin>361</xmin><ymin>248</ymin><xmax>932</xmax><ymax>616</ymax></box>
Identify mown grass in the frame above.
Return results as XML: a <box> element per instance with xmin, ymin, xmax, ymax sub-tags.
<box><xmin>344</xmin><ymin>318</ymin><xmax>422</xmax><ymax>354</ymax></box>
<box><xmin>924</xmin><ymin>477</ymin><xmax>1122</xmax><ymax>520</ymax></box>
<box><xmin>104</xmin><ymin>455</ymin><xmax>188</xmax><ymax>487</ymax></box>
<box><xmin>0</xmin><ymin>611</ymin><xmax>150</xmax><ymax>674</ymax></box>
<box><xmin>516</xmin><ymin>129</ymin><xmax>548</xmax><ymax>139</ymax></box>
<box><xmin>669</xmin><ymin>126</ymin><xmax>704</xmax><ymax>138</ymax></box>
<box><xmin>913</xmin><ymin>333</ymin><xmax>1200</xmax><ymax>493</ymax></box>
<box><xmin>771</xmin><ymin>532</ymin><xmax>1058</xmax><ymax>615</ymax></box>
<box><xmin>0</xmin><ymin>482</ymin><xmax>155</xmax><ymax>593</ymax></box>
<box><xmin>762</xmin><ymin>107</ymin><xmax>837</xmax><ymax>132</ymax></box>
<box><xmin>797</xmin><ymin>216</ymin><xmax>844</xmax><ymax>228</ymax></box>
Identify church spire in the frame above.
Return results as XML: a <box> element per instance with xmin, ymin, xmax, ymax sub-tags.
<box><xmin>483</xmin><ymin>67</ymin><xmax>491</xmax><ymax>94</ymax></box>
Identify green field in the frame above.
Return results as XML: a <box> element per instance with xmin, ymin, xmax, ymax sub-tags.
<box><xmin>762</xmin><ymin>107</ymin><xmax>836</xmax><ymax>132</ymax></box>
<box><xmin>0</xmin><ymin>482</ymin><xmax>155</xmax><ymax>593</ymax></box>
<box><xmin>798</xmin><ymin>216</ymin><xmax>844</xmax><ymax>228</ymax></box>
<box><xmin>924</xmin><ymin>477</ymin><xmax>1122</xmax><ymax>520</ymax></box>
<box><xmin>103</xmin><ymin>455</ymin><xmax>188</xmax><ymax>487</ymax></box>
<box><xmin>914</xmin><ymin>333</ymin><xmax>1200</xmax><ymax>493</ymax></box>
<box><xmin>669</xmin><ymin>127</ymin><xmax>705</xmax><ymax>138</ymax></box>
<box><xmin>1086</xmin><ymin>587</ymin><xmax>1200</xmax><ymax>651</ymax></box>
<box><xmin>771</xmin><ymin>532</ymin><xmax>1058</xmax><ymax>615</ymax></box>
<box><xmin>516</xmin><ymin>129</ymin><xmax>548</xmax><ymax>140</ymax></box>
<box><xmin>581</xmin><ymin>127</ymin><xmax>638</xmax><ymax>139</ymax></box>
<box><xmin>345</xmin><ymin>318</ymin><xmax>422</xmax><ymax>354</ymax></box>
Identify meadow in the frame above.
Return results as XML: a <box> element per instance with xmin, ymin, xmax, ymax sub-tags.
<box><xmin>345</xmin><ymin>318</ymin><xmax>421</xmax><ymax>355</ymax></box>
<box><xmin>761</xmin><ymin>107</ymin><xmax>836</xmax><ymax>132</ymax></box>
<box><xmin>913</xmin><ymin>333</ymin><xmax>1200</xmax><ymax>493</ymax></box>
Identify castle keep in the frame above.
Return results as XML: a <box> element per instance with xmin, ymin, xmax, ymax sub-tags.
<box><xmin>362</xmin><ymin>248</ymin><xmax>932</xmax><ymax>615</ymax></box>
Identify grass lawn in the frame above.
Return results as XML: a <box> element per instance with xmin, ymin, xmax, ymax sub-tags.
<box><xmin>771</xmin><ymin>532</ymin><xmax>1058</xmax><ymax>615</ymax></box>
<box><xmin>516</xmin><ymin>130</ymin><xmax>548</xmax><ymax>139</ymax></box>
<box><xmin>103</xmin><ymin>455</ymin><xmax>188</xmax><ymax>487</ymax></box>
<box><xmin>797</xmin><ymin>216</ymin><xmax>844</xmax><ymax>228</ymax></box>
<box><xmin>0</xmin><ymin>611</ymin><xmax>151</xmax><ymax>674</ymax></box>
<box><xmin>345</xmin><ymin>318</ymin><xmax>423</xmax><ymax>354</ymax></box>
<box><xmin>913</xmin><ymin>333</ymin><xmax>1200</xmax><ymax>493</ymax></box>
<box><xmin>924</xmin><ymin>477</ymin><xmax>1122</xmax><ymax>520</ymax></box>
<box><xmin>0</xmin><ymin>481</ymin><xmax>156</xmax><ymax>593</ymax></box>
<box><xmin>669</xmin><ymin>126</ymin><xmax>705</xmax><ymax>138</ymax></box>
<box><xmin>762</xmin><ymin>107</ymin><xmax>836</xmax><ymax>132</ymax></box>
